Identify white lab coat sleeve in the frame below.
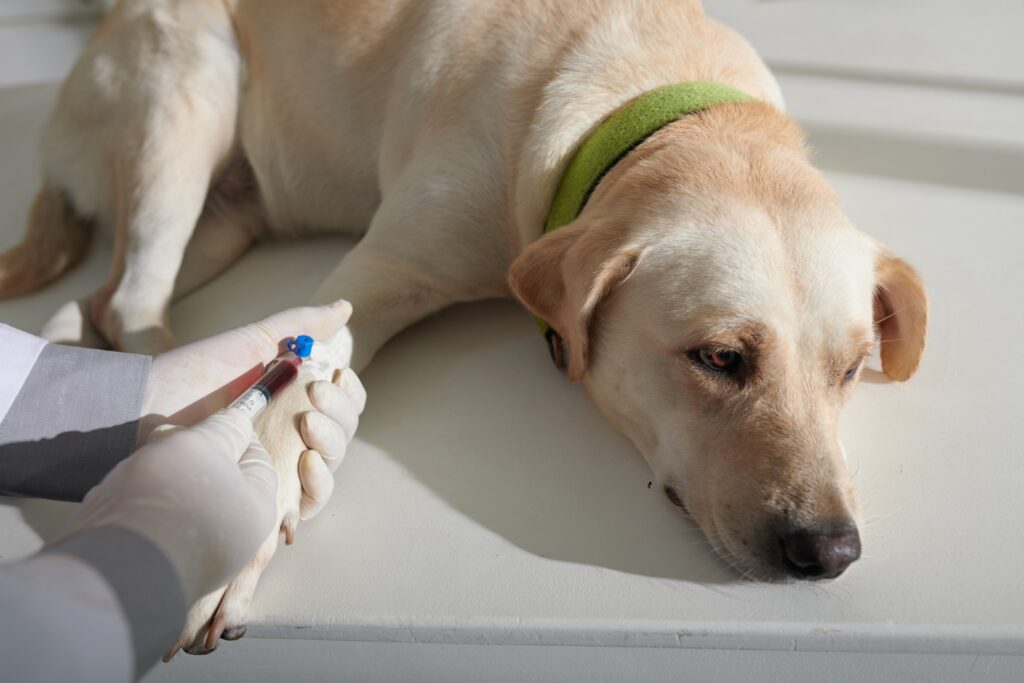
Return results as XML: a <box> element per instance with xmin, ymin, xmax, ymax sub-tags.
<box><xmin>0</xmin><ymin>527</ymin><xmax>187</xmax><ymax>682</ymax></box>
<box><xmin>0</xmin><ymin>323</ymin><xmax>47</xmax><ymax>423</ymax></box>
<box><xmin>0</xmin><ymin>325</ymin><xmax>151</xmax><ymax>501</ymax></box>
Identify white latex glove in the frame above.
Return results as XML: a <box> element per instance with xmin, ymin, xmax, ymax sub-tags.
<box><xmin>297</xmin><ymin>366</ymin><xmax>366</xmax><ymax>519</ymax></box>
<box><xmin>139</xmin><ymin>301</ymin><xmax>365</xmax><ymax>519</ymax></box>
<box><xmin>59</xmin><ymin>409</ymin><xmax>277</xmax><ymax>605</ymax></box>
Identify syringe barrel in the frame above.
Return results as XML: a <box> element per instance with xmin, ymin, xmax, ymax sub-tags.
<box><xmin>230</xmin><ymin>350</ymin><xmax>303</xmax><ymax>420</ymax></box>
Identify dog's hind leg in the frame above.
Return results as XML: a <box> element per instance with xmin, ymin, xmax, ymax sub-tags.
<box><xmin>42</xmin><ymin>161</ymin><xmax>263</xmax><ymax>348</ymax></box>
<box><xmin>37</xmin><ymin>0</ymin><xmax>243</xmax><ymax>354</ymax></box>
<box><xmin>1</xmin><ymin>188</ymin><xmax>100</xmax><ymax>348</ymax></box>
<box><xmin>171</xmin><ymin>158</ymin><xmax>265</xmax><ymax>301</ymax></box>
<box><xmin>88</xmin><ymin>107</ymin><xmax>241</xmax><ymax>355</ymax></box>
<box><xmin>0</xmin><ymin>187</ymin><xmax>93</xmax><ymax>300</ymax></box>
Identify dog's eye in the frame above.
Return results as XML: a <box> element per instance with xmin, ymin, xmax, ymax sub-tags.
<box><xmin>695</xmin><ymin>348</ymin><xmax>742</xmax><ymax>373</ymax></box>
<box><xmin>843</xmin><ymin>362</ymin><xmax>861</xmax><ymax>382</ymax></box>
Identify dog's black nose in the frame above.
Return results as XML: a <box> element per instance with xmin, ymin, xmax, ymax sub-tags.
<box><xmin>781</xmin><ymin>526</ymin><xmax>861</xmax><ymax>579</ymax></box>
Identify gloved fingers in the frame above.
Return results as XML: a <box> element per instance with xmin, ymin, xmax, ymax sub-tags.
<box><xmin>237</xmin><ymin>432</ymin><xmax>278</xmax><ymax>508</ymax></box>
<box><xmin>246</xmin><ymin>301</ymin><xmax>354</xmax><ymax>364</ymax></box>
<box><xmin>310</xmin><ymin>379</ymin><xmax>362</xmax><ymax>437</ymax></box>
<box><xmin>186</xmin><ymin>409</ymin><xmax>256</xmax><ymax>465</ymax></box>
<box><xmin>333</xmin><ymin>367</ymin><xmax>367</xmax><ymax>415</ymax></box>
<box><xmin>300</xmin><ymin>410</ymin><xmax>350</xmax><ymax>473</ymax></box>
<box><xmin>298</xmin><ymin>450</ymin><xmax>334</xmax><ymax>520</ymax></box>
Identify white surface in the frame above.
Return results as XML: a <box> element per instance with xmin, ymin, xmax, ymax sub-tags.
<box><xmin>704</xmin><ymin>0</ymin><xmax>1024</xmax><ymax>92</ymax></box>
<box><xmin>1</xmin><ymin>14</ymin><xmax>1023</xmax><ymax>682</ymax></box>
<box><xmin>0</xmin><ymin>323</ymin><xmax>47</xmax><ymax>422</ymax></box>
<box><xmin>0</xmin><ymin>0</ymin><xmax>104</xmax><ymax>22</ymax></box>
<box><xmin>0</xmin><ymin>16</ymin><xmax>98</xmax><ymax>89</ymax></box>
<box><xmin>143</xmin><ymin>640</ymin><xmax>1024</xmax><ymax>683</ymax></box>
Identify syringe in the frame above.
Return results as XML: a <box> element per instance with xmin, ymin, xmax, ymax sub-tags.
<box><xmin>229</xmin><ymin>335</ymin><xmax>315</xmax><ymax>420</ymax></box>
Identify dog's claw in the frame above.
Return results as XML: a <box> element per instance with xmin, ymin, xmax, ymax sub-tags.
<box><xmin>222</xmin><ymin>624</ymin><xmax>247</xmax><ymax>641</ymax></box>
<box><xmin>205</xmin><ymin>612</ymin><xmax>227</xmax><ymax>651</ymax></box>
<box><xmin>183</xmin><ymin>641</ymin><xmax>217</xmax><ymax>656</ymax></box>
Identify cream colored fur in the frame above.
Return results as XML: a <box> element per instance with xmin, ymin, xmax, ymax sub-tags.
<box><xmin>1</xmin><ymin>0</ymin><xmax>927</xmax><ymax>656</ymax></box>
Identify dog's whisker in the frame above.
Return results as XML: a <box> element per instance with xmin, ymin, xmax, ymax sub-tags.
<box><xmin>848</xmin><ymin>450</ymin><xmax>862</xmax><ymax>479</ymax></box>
<box><xmin>874</xmin><ymin>301</ymin><xmax>919</xmax><ymax>326</ymax></box>
<box><xmin>861</xmin><ymin>513</ymin><xmax>896</xmax><ymax>524</ymax></box>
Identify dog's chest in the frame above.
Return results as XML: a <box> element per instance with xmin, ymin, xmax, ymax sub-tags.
<box><xmin>233</xmin><ymin>25</ymin><xmax>392</xmax><ymax>239</ymax></box>
<box><xmin>238</xmin><ymin>96</ymin><xmax>382</xmax><ymax>237</ymax></box>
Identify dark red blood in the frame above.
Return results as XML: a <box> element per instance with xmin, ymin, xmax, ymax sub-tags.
<box><xmin>257</xmin><ymin>357</ymin><xmax>300</xmax><ymax>399</ymax></box>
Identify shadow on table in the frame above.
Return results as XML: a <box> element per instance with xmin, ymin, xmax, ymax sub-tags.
<box><xmin>1</xmin><ymin>425</ymin><xmax>136</xmax><ymax>553</ymax></box>
<box><xmin>358</xmin><ymin>300</ymin><xmax>740</xmax><ymax>586</ymax></box>
<box><xmin>4</xmin><ymin>298</ymin><xmax>738</xmax><ymax>586</ymax></box>
<box><xmin>0</xmin><ymin>497</ymin><xmax>77</xmax><ymax>550</ymax></box>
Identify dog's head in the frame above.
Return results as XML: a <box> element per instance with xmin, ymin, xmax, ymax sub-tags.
<box><xmin>509</xmin><ymin>102</ymin><xmax>927</xmax><ymax>581</ymax></box>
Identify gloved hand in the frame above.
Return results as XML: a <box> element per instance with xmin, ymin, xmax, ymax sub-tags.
<box><xmin>297</xmin><ymin>365</ymin><xmax>366</xmax><ymax>519</ymax></box>
<box><xmin>139</xmin><ymin>301</ymin><xmax>366</xmax><ymax>519</ymax></box>
<box><xmin>59</xmin><ymin>409</ymin><xmax>277</xmax><ymax>605</ymax></box>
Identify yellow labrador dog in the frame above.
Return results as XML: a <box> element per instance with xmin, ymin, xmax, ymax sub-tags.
<box><xmin>0</xmin><ymin>0</ymin><xmax>927</xmax><ymax>656</ymax></box>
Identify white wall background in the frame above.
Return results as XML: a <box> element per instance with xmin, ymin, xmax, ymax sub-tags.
<box><xmin>2</xmin><ymin>0</ymin><xmax>1020</xmax><ymax>155</ymax></box>
<box><xmin>0</xmin><ymin>0</ymin><xmax>103</xmax><ymax>88</ymax></box>
<box><xmin>2</xmin><ymin>0</ymin><xmax>1023</xmax><ymax>90</ymax></box>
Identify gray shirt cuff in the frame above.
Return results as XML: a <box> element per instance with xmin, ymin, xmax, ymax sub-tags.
<box><xmin>45</xmin><ymin>527</ymin><xmax>188</xmax><ymax>680</ymax></box>
<box><xmin>0</xmin><ymin>344</ymin><xmax>151</xmax><ymax>501</ymax></box>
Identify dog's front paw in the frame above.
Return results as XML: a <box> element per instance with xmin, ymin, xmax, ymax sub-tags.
<box><xmin>163</xmin><ymin>526</ymin><xmax>284</xmax><ymax>658</ymax></box>
<box><xmin>163</xmin><ymin>374</ymin><xmax>312</xmax><ymax>659</ymax></box>
<box><xmin>164</xmin><ymin>586</ymin><xmax>226</xmax><ymax>659</ymax></box>
<box><xmin>163</xmin><ymin>470</ymin><xmax>300</xmax><ymax>658</ymax></box>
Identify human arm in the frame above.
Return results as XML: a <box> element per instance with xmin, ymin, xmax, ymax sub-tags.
<box><xmin>0</xmin><ymin>302</ymin><xmax>363</xmax><ymax>507</ymax></box>
<box><xmin>0</xmin><ymin>410</ymin><xmax>275</xmax><ymax>682</ymax></box>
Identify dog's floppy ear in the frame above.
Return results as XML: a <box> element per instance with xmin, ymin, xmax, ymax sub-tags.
<box><xmin>508</xmin><ymin>220</ymin><xmax>643</xmax><ymax>382</ymax></box>
<box><xmin>874</xmin><ymin>250</ymin><xmax>928</xmax><ymax>381</ymax></box>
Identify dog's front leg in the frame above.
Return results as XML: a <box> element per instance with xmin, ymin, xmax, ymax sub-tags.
<box><xmin>166</xmin><ymin>174</ymin><xmax>509</xmax><ymax>655</ymax></box>
<box><xmin>310</xmin><ymin>182</ymin><xmax>512</xmax><ymax>370</ymax></box>
<box><xmin>310</xmin><ymin>240</ymin><xmax>466</xmax><ymax>371</ymax></box>
<box><xmin>164</xmin><ymin>362</ymin><xmax>342</xmax><ymax>657</ymax></box>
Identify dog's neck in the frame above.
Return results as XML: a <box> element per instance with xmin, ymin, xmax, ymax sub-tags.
<box><xmin>543</xmin><ymin>83</ymin><xmax>753</xmax><ymax>234</ymax></box>
<box><xmin>534</xmin><ymin>82</ymin><xmax>754</xmax><ymax>367</ymax></box>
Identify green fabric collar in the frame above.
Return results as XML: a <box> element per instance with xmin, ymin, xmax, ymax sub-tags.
<box><xmin>538</xmin><ymin>81</ymin><xmax>754</xmax><ymax>366</ymax></box>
